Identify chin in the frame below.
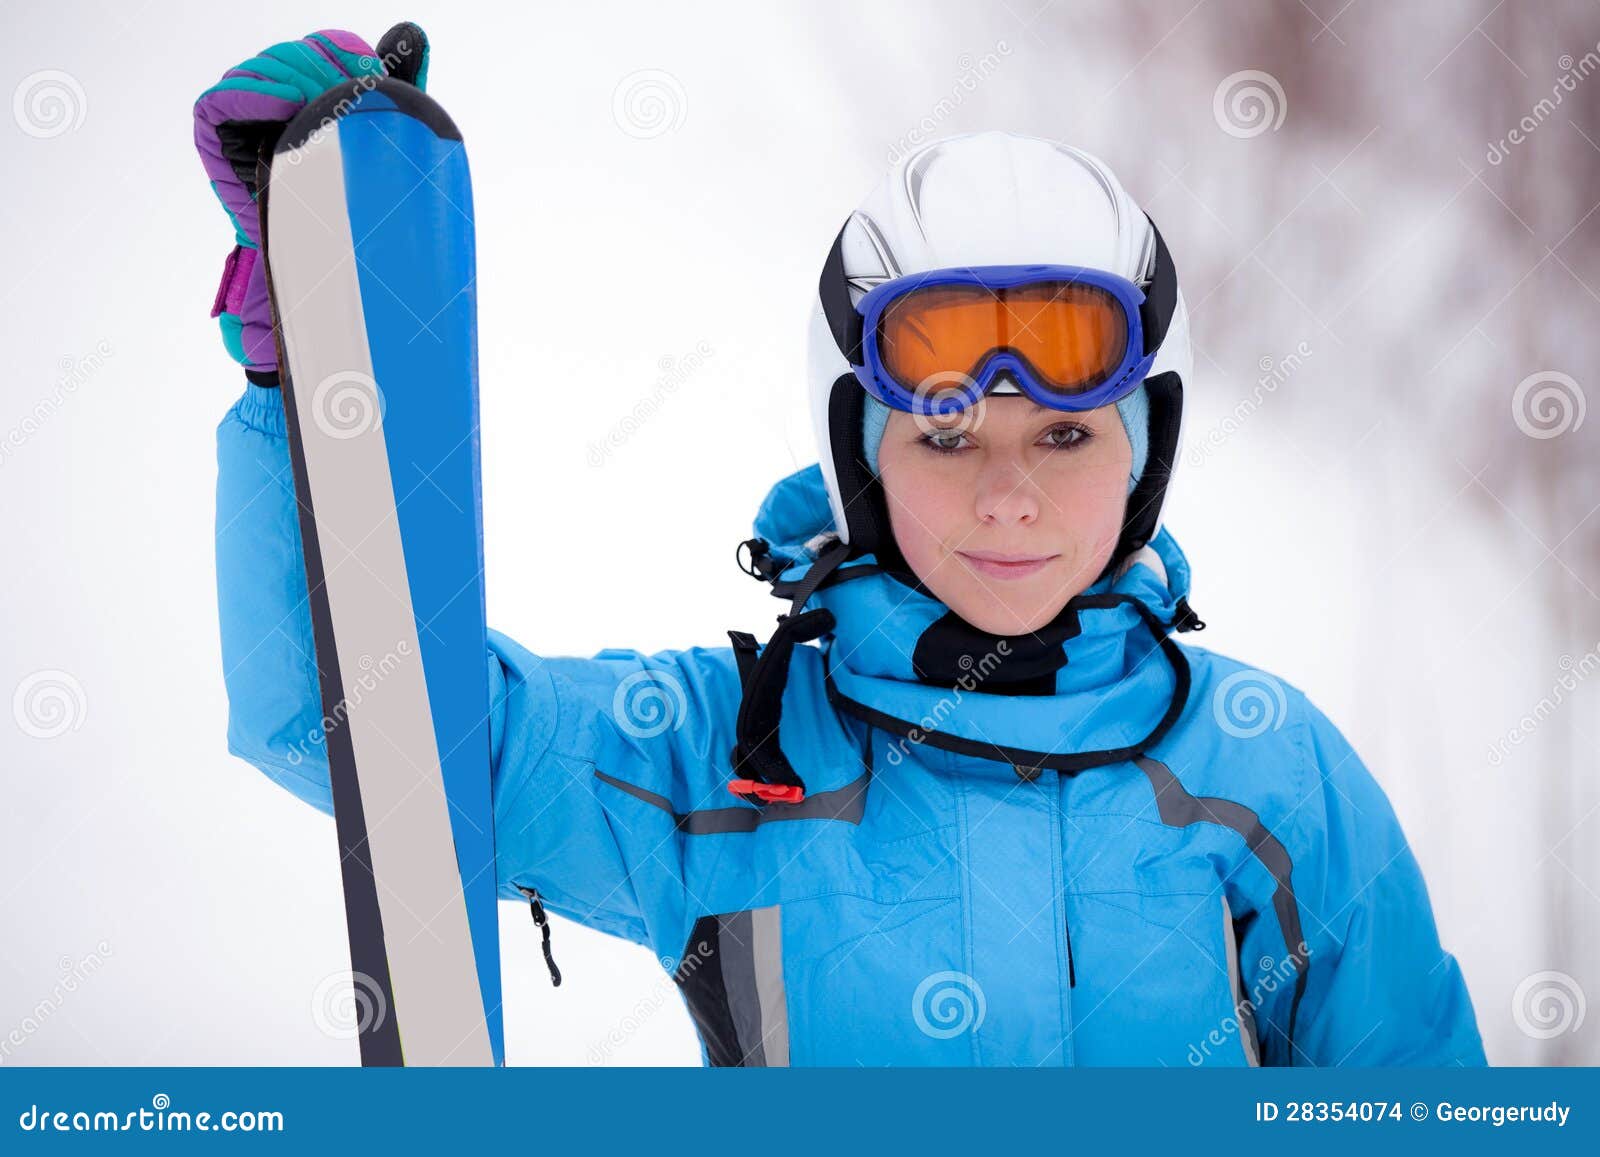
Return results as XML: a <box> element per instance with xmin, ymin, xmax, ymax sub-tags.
<box><xmin>904</xmin><ymin>544</ymin><xmax>1103</xmax><ymax>636</ymax></box>
<box><xmin>950</xmin><ymin>590</ymin><xmax>1065</xmax><ymax>637</ymax></box>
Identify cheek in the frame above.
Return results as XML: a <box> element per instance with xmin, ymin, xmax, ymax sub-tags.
<box><xmin>1045</xmin><ymin>464</ymin><xmax>1131</xmax><ymax>554</ymax></box>
<box><xmin>1054</xmin><ymin>419</ymin><xmax>1135</xmax><ymax>509</ymax></box>
<box><xmin>883</xmin><ymin>467</ymin><xmax>966</xmax><ymax>563</ymax></box>
<box><xmin>1052</xmin><ymin>468</ymin><xmax>1128</xmax><ymax>523</ymax></box>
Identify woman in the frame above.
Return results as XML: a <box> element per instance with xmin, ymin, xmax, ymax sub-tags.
<box><xmin>197</xmin><ymin>27</ymin><xmax>1486</xmax><ymax>1067</ymax></box>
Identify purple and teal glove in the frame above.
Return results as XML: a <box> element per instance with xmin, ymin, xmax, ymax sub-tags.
<box><xmin>192</xmin><ymin>24</ymin><xmax>429</xmax><ymax>380</ymax></box>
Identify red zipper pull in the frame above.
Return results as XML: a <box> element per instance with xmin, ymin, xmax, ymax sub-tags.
<box><xmin>727</xmin><ymin>778</ymin><xmax>806</xmax><ymax>805</ymax></box>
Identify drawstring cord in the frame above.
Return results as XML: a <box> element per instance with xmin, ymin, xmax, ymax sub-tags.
<box><xmin>518</xmin><ymin>885</ymin><xmax>562</xmax><ymax>987</ymax></box>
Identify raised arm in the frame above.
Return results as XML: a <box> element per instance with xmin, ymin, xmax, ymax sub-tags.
<box><xmin>201</xmin><ymin>31</ymin><xmax>742</xmax><ymax>966</ymax></box>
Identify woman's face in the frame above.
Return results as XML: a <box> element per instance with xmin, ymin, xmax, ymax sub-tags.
<box><xmin>875</xmin><ymin>397</ymin><xmax>1132</xmax><ymax>636</ymax></box>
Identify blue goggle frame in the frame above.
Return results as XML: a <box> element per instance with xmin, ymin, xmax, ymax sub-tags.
<box><xmin>850</xmin><ymin>264</ymin><xmax>1158</xmax><ymax>416</ymax></box>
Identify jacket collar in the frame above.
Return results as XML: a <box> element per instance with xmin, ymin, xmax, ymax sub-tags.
<box><xmin>749</xmin><ymin>466</ymin><xmax>1195</xmax><ymax>767</ymax></box>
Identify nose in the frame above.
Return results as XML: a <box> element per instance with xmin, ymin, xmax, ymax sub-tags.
<box><xmin>973</xmin><ymin>457</ymin><xmax>1040</xmax><ymax>527</ymax></box>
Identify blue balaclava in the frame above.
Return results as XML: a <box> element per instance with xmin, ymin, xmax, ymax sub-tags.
<box><xmin>861</xmin><ymin>385</ymin><xmax>1150</xmax><ymax>494</ymax></box>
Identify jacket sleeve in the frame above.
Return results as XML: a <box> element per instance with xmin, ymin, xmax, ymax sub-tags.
<box><xmin>214</xmin><ymin>383</ymin><xmax>738</xmax><ymax>960</ymax></box>
<box><xmin>1244</xmin><ymin>694</ymin><xmax>1487</xmax><ymax>1066</ymax></box>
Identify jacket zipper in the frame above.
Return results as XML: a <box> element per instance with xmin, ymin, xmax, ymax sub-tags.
<box><xmin>517</xmin><ymin>885</ymin><xmax>563</xmax><ymax>986</ymax></box>
<box><xmin>1018</xmin><ymin>762</ymin><xmax>1076</xmax><ymax>989</ymax></box>
<box><xmin>1055</xmin><ymin>776</ymin><xmax>1077</xmax><ymax>1069</ymax></box>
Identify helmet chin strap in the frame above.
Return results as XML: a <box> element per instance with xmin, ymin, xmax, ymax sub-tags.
<box><xmin>1108</xmin><ymin>370</ymin><xmax>1183</xmax><ymax>569</ymax></box>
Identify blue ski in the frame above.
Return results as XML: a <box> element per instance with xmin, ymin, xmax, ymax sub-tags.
<box><xmin>260</xmin><ymin>76</ymin><xmax>502</xmax><ymax>1067</ymax></box>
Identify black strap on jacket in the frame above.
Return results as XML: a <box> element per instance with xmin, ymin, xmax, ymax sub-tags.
<box><xmin>726</xmin><ymin>537</ymin><xmax>853</xmax><ymax>805</ymax></box>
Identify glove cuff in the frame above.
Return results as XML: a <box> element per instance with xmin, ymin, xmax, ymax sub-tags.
<box><xmin>210</xmin><ymin>243</ymin><xmax>258</xmax><ymax>320</ymax></box>
<box><xmin>210</xmin><ymin>243</ymin><xmax>278</xmax><ymax>373</ymax></box>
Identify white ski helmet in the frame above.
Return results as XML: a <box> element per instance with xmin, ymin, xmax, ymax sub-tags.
<box><xmin>808</xmin><ymin>130</ymin><xmax>1192</xmax><ymax>573</ymax></box>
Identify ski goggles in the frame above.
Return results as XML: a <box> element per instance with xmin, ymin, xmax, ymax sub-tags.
<box><xmin>820</xmin><ymin>219</ymin><xmax>1177</xmax><ymax>415</ymax></box>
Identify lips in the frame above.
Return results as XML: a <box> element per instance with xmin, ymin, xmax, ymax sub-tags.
<box><xmin>956</xmin><ymin>550</ymin><xmax>1058</xmax><ymax>580</ymax></box>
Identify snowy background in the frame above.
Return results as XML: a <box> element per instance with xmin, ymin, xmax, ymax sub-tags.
<box><xmin>2</xmin><ymin>0</ymin><xmax>1597</xmax><ymax>1066</ymax></box>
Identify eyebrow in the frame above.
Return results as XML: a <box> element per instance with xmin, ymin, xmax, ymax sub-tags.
<box><xmin>1026</xmin><ymin>400</ymin><xmax>1101</xmax><ymax>419</ymax></box>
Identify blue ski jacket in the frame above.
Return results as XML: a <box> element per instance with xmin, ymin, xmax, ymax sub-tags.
<box><xmin>216</xmin><ymin>383</ymin><xmax>1486</xmax><ymax>1067</ymax></box>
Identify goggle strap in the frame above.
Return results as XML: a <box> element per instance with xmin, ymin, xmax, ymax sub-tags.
<box><xmin>1138</xmin><ymin>214</ymin><xmax>1178</xmax><ymax>357</ymax></box>
<box><xmin>820</xmin><ymin>223</ymin><xmax>864</xmax><ymax>365</ymax></box>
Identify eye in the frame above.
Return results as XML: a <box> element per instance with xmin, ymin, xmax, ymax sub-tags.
<box><xmin>919</xmin><ymin>427</ymin><xmax>972</xmax><ymax>455</ymax></box>
<box><xmin>1040</xmin><ymin>422</ymin><xmax>1092</xmax><ymax>450</ymax></box>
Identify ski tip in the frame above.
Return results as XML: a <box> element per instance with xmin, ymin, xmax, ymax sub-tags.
<box><xmin>376</xmin><ymin>22</ymin><xmax>430</xmax><ymax>90</ymax></box>
<box><xmin>277</xmin><ymin>75</ymin><xmax>461</xmax><ymax>157</ymax></box>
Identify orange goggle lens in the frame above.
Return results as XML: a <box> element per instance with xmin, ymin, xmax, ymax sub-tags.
<box><xmin>877</xmin><ymin>281</ymin><xmax>1129</xmax><ymax>395</ymax></box>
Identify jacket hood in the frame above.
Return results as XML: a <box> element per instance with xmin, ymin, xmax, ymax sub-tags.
<box><xmin>746</xmin><ymin>465</ymin><xmax>1197</xmax><ymax>766</ymax></box>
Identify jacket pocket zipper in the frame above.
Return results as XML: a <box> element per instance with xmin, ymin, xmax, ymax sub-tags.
<box><xmin>1065</xmin><ymin>910</ymin><xmax>1076</xmax><ymax>987</ymax></box>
